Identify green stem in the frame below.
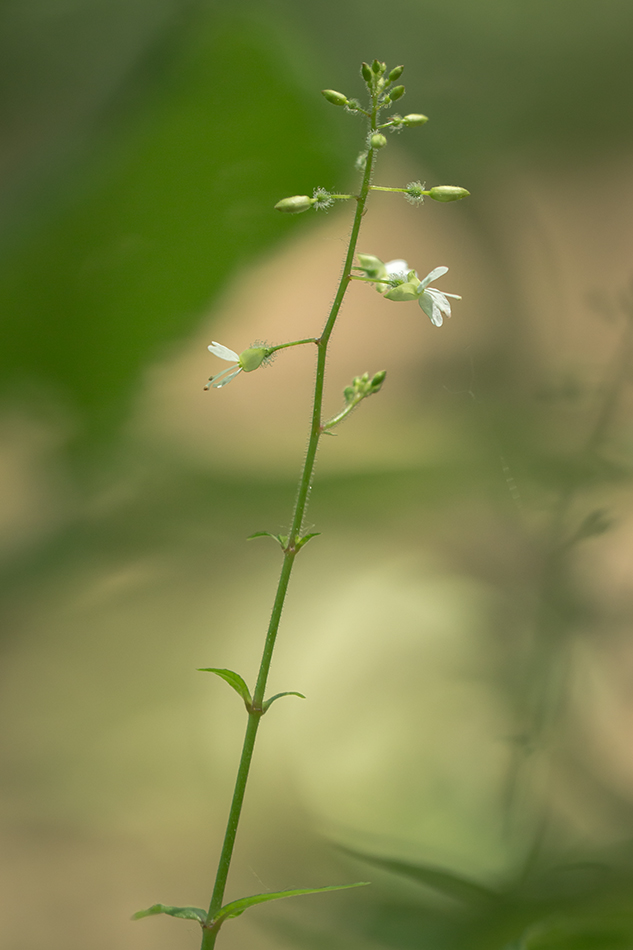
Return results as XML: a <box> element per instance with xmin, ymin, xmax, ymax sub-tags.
<box><xmin>322</xmin><ymin>395</ymin><xmax>364</xmax><ymax>431</ymax></box>
<box><xmin>200</xmin><ymin>99</ymin><xmax>379</xmax><ymax>950</ymax></box>
<box><xmin>268</xmin><ymin>338</ymin><xmax>317</xmax><ymax>354</ymax></box>
<box><xmin>369</xmin><ymin>184</ymin><xmax>429</xmax><ymax>194</ymax></box>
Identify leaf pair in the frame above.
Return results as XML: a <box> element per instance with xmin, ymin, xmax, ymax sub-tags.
<box><xmin>198</xmin><ymin>667</ymin><xmax>305</xmax><ymax>714</ymax></box>
<box><xmin>248</xmin><ymin>531</ymin><xmax>321</xmax><ymax>552</ymax></box>
<box><xmin>133</xmin><ymin>881</ymin><xmax>370</xmax><ymax>929</ymax></box>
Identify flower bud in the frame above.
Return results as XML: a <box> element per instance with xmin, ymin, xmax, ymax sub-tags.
<box><xmin>403</xmin><ymin>113</ymin><xmax>428</xmax><ymax>126</ymax></box>
<box><xmin>372</xmin><ymin>59</ymin><xmax>383</xmax><ymax>74</ymax></box>
<box><xmin>370</xmin><ymin>370</ymin><xmax>387</xmax><ymax>391</ymax></box>
<box><xmin>370</xmin><ymin>133</ymin><xmax>387</xmax><ymax>149</ymax></box>
<box><xmin>388</xmin><ymin>65</ymin><xmax>404</xmax><ymax>82</ymax></box>
<box><xmin>428</xmin><ymin>185</ymin><xmax>470</xmax><ymax>202</ymax></box>
<box><xmin>356</xmin><ymin>254</ymin><xmax>387</xmax><ymax>279</ymax></box>
<box><xmin>238</xmin><ymin>347</ymin><xmax>268</xmax><ymax>373</ymax></box>
<box><xmin>343</xmin><ymin>386</ymin><xmax>355</xmax><ymax>403</ymax></box>
<box><xmin>384</xmin><ymin>282</ymin><xmax>420</xmax><ymax>302</ymax></box>
<box><xmin>274</xmin><ymin>195</ymin><xmax>315</xmax><ymax>214</ymax></box>
<box><xmin>321</xmin><ymin>89</ymin><xmax>348</xmax><ymax>106</ymax></box>
<box><xmin>389</xmin><ymin>85</ymin><xmax>405</xmax><ymax>101</ymax></box>
<box><xmin>361</xmin><ymin>62</ymin><xmax>373</xmax><ymax>83</ymax></box>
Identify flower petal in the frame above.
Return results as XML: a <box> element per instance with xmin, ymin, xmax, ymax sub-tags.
<box><xmin>208</xmin><ymin>341</ymin><xmax>240</xmax><ymax>361</ymax></box>
<box><xmin>385</xmin><ymin>259</ymin><xmax>410</xmax><ymax>277</ymax></box>
<box><xmin>419</xmin><ymin>290</ymin><xmax>444</xmax><ymax>326</ymax></box>
<box><xmin>426</xmin><ymin>287</ymin><xmax>452</xmax><ymax>321</ymax></box>
<box><xmin>419</xmin><ymin>265</ymin><xmax>449</xmax><ymax>290</ymax></box>
<box><xmin>213</xmin><ymin>367</ymin><xmax>242</xmax><ymax>388</ymax></box>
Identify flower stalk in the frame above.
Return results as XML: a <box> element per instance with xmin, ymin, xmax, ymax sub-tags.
<box><xmin>200</xmin><ymin>82</ymin><xmax>380</xmax><ymax>950</ymax></box>
<box><xmin>133</xmin><ymin>58</ymin><xmax>469</xmax><ymax>949</ymax></box>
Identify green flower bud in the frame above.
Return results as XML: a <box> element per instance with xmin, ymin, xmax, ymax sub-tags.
<box><xmin>372</xmin><ymin>59</ymin><xmax>386</xmax><ymax>74</ymax></box>
<box><xmin>356</xmin><ymin>254</ymin><xmax>387</xmax><ymax>279</ymax></box>
<box><xmin>343</xmin><ymin>386</ymin><xmax>355</xmax><ymax>403</ymax></box>
<box><xmin>238</xmin><ymin>347</ymin><xmax>268</xmax><ymax>373</ymax></box>
<box><xmin>389</xmin><ymin>85</ymin><xmax>405</xmax><ymax>101</ymax></box>
<box><xmin>403</xmin><ymin>113</ymin><xmax>428</xmax><ymax>126</ymax></box>
<box><xmin>370</xmin><ymin>370</ymin><xmax>387</xmax><ymax>391</ymax></box>
<box><xmin>428</xmin><ymin>185</ymin><xmax>470</xmax><ymax>202</ymax></box>
<box><xmin>370</xmin><ymin>133</ymin><xmax>387</xmax><ymax>149</ymax></box>
<box><xmin>321</xmin><ymin>89</ymin><xmax>348</xmax><ymax>106</ymax></box>
<box><xmin>361</xmin><ymin>62</ymin><xmax>373</xmax><ymax>83</ymax></box>
<box><xmin>384</xmin><ymin>281</ymin><xmax>420</xmax><ymax>302</ymax></box>
<box><xmin>388</xmin><ymin>66</ymin><xmax>404</xmax><ymax>81</ymax></box>
<box><xmin>274</xmin><ymin>195</ymin><xmax>315</xmax><ymax>214</ymax></box>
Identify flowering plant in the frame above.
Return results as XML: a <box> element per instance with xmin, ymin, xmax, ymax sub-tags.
<box><xmin>134</xmin><ymin>58</ymin><xmax>469</xmax><ymax>949</ymax></box>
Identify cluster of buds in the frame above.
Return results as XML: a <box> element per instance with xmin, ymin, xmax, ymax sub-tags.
<box><xmin>344</xmin><ymin>370</ymin><xmax>386</xmax><ymax>403</ymax></box>
<box><xmin>360</xmin><ymin>60</ymin><xmax>405</xmax><ymax>105</ymax></box>
<box><xmin>321</xmin><ymin>370</ymin><xmax>387</xmax><ymax>431</ymax></box>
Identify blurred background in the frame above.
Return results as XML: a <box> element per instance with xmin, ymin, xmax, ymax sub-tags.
<box><xmin>2</xmin><ymin>1</ymin><xmax>633</xmax><ymax>948</ymax></box>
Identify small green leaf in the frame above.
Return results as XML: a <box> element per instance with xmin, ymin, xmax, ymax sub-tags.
<box><xmin>214</xmin><ymin>882</ymin><xmax>369</xmax><ymax>925</ymax></box>
<box><xmin>263</xmin><ymin>691</ymin><xmax>306</xmax><ymax>712</ymax></box>
<box><xmin>337</xmin><ymin>848</ymin><xmax>496</xmax><ymax>904</ymax></box>
<box><xmin>198</xmin><ymin>668</ymin><xmax>252</xmax><ymax>707</ymax></box>
<box><xmin>132</xmin><ymin>904</ymin><xmax>207</xmax><ymax>923</ymax></box>
<box><xmin>249</xmin><ymin>531</ymin><xmax>289</xmax><ymax>549</ymax></box>
<box><xmin>295</xmin><ymin>532</ymin><xmax>321</xmax><ymax>550</ymax></box>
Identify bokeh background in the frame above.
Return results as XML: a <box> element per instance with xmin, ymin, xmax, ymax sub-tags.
<box><xmin>2</xmin><ymin>1</ymin><xmax>633</xmax><ymax>948</ymax></box>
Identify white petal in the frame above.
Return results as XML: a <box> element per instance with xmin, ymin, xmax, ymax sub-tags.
<box><xmin>443</xmin><ymin>293</ymin><xmax>461</xmax><ymax>299</ymax></box>
<box><xmin>213</xmin><ymin>367</ymin><xmax>242</xmax><ymax>388</ymax></box>
<box><xmin>426</xmin><ymin>287</ymin><xmax>452</xmax><ymax>319</ymax></box>
<box><xmin>385</xmin><ymin>259</ymin><xmax>410</xmax><ymax>276</ymax></box>
<box><xmin>419</xmin><ymin>291</ymin><xmax>443</xmax><ymax>327</ymax></box>
<box><xmin>419</xmin><ymin>265</ymin><xmax>449</xmax><ymax>290</ymax></box>
<box><xmin>208</xmin><ymin>341</ymin><xmax>240</xmax><ymax>361</ymax></box>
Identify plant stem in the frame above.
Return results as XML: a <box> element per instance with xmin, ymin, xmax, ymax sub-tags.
<box><xmin>268</xmin><ymin>338</ymin><xmax>317</xmax><ymax>354</ymax></box>
<box><xmin>369</xmin><ymin>184</ymin><xmax>428</xmax><ymax>194</ymax></box>
<box><xmin>200</xmin><ymin>100</ymin><xmax>379</xmax><ymax>950</ymax></box>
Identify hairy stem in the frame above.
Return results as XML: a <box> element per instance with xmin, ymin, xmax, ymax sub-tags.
<box><xmin>200</xmin><ymin>101</ymin><xmax>379</xmax><ymax>950</ymax></box>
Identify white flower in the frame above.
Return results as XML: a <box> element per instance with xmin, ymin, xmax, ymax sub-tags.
<box><xmin>205</xmin><ymin>341</ymin><xmax>243</xmax><ymax>389</ymax></box>
<box><xmin>356</xmin><ymin>255</ymin><xmax>461</xmax><ymax>326</ymax></box>
<box><xmin>416</xmin><ymin>266</ymin><xmax>461</xmax><ymax>327</ymax></box>
<box><xmin>205</xmin><ymin>341</ymin><xmax>270</xmax><ymax>389</ymax></box>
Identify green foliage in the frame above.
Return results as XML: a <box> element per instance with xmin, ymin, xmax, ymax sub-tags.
<box><xmin>212</xmin><ymin>881</ymin><xmax>370</xmax><ymax>925</ymax></box>
<box><xmin>0</xmin><ymin>11</ymin><xmax>346</xmax><ymax>450</ymax></box>
<box><xmin>198</xmin><ymin>668</ymin><xmax>252</xmax><ymax>708</ymax></box>
<box><xmin>132</xmin><ymin>903</ymin><xmax>206</xmax><ymax>923</ymax></box>
<box><xmin>262</xmin><ymin>690</ymin><xmax>306</xmax><ymax>712</ymax></box>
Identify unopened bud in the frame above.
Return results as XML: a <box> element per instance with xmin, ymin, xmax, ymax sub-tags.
<box><xmin>356</xmin><ymin>254</ymin><xmax>386</xmax><ymax>278</ymax></box>
<box><xmin>371</xmin><ymin>370</ymin><xmax>387</xmax><ymax>391</ymax></box>
<box><xmin>361</xmin><ymin>62</ymin><xmax>373</xmax><ymax>83</ymax></box>
<box><xmin>372</xmin><ymin>59</ymin><xmax>385</xmax><ymax>74</ymax></box>
<box><xmin>238</xmin><ymin>347</ymin><xmax>268</xmax><ymax>372</ymax></box>
<box><xmin>274</xmin><ymin>195</ymin><xmax>314</xmax><ymax>214</ymax></box>
<box><xmin>403</xmin><ymin>113</ymin><xmax>428</xmax><ymax>126</ymax></box>
<box><xmin>370</xmin><ymin>133</ymin><xmax>387</xmax><ymax>149</ymax></box>
<box><xmin>388</xmin><ymin>66</ymin><xmax>404</xmax><ymax>81</ymax></box>
<box><xmin>321</xmin><ymin>89</ymin><xmax>348</xmax><ymax>106</ymax></box>
<box><xmin>343</xmin><ymin>386</ymin><xmax>355</xmax><ymax>403</ymax></box>
<box><xmin>428</xmin><ymin>185</ymin><xmax>470</xmax><ymax>202</ymax></box>
<box><xmin>389</xmin><ymin>85</ymin><xmax>405</xmax><ymax>101</ymax></box>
